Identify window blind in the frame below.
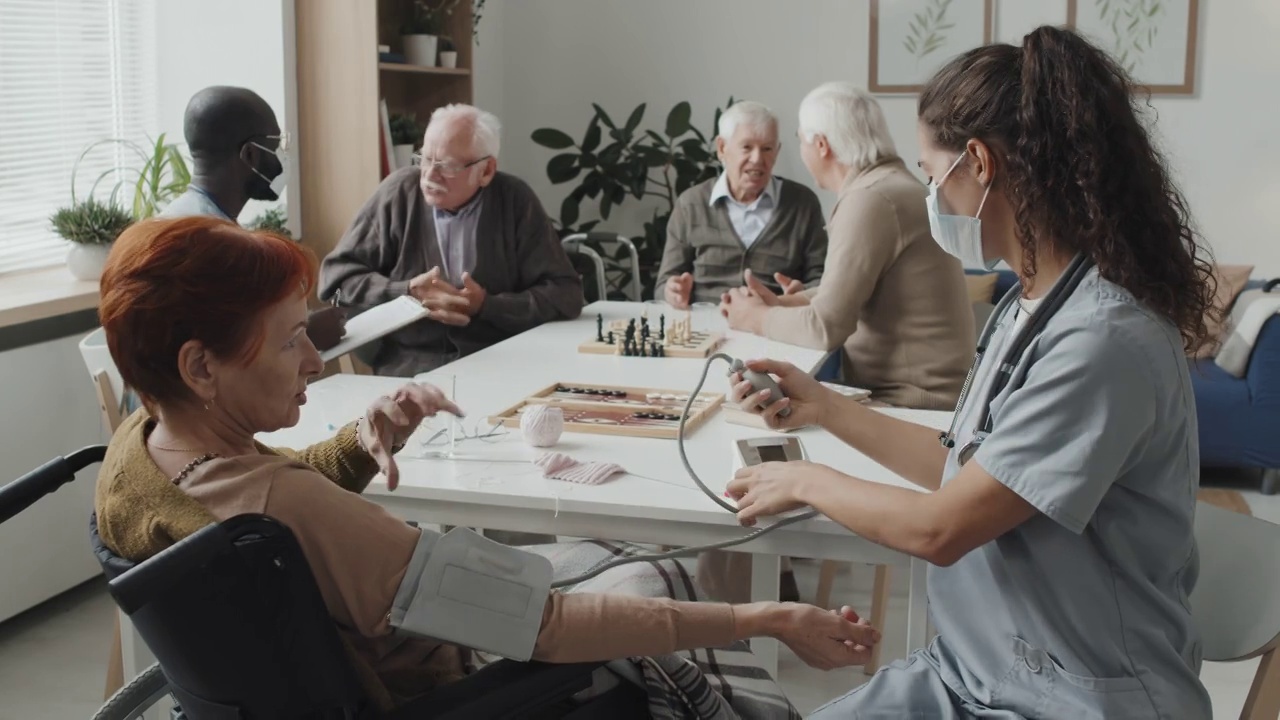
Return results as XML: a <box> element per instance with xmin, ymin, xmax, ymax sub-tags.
<box><xmin>0</xmin><ymin>0</ymin><xmax>157</xmax><ymax>274</ymax></box>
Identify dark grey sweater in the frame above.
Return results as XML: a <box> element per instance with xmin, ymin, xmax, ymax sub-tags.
<box><xmin>656</xmin><ymin>176</ymin><xmax>828</xmax><ymax>303</ymax></box>
<box><xmin>318</xmin><ymin>169</ymin><xmax>583</xmax><ymax>376</ymax></box>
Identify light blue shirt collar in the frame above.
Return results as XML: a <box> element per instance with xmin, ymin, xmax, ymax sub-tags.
<box><xmin>708</xmin><ymin>173</ymin><xmax>779</xmax><ymax>210</ymax></box>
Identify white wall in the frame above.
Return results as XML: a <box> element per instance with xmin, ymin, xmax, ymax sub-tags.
<box><xmin>0</xmin><ymin>334</ymin><xmax>108</xmax><ymax>622</ymax></box>
<box><xmin>153</xmin><ymin>0</ymin><xmax>289</xmax><ymax>227</ymax></box>
<box><xmin>484</xmin><ymin>0</ymin><xmax>1280</xmax><ymax>277</ymax></box>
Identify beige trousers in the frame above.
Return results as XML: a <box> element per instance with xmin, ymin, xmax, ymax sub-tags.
<box><xmin>695</xmin><ymin>550</ymin><xmax>793</xmax><ymax>603</ymax></box>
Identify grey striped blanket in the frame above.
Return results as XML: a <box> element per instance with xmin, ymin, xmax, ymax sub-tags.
<box><xmin>528</xmin><ymin>539</ymin><xmax>801</xmax><ymax>720</ymax></box>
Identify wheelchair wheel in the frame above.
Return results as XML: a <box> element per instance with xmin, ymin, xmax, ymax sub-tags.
<box><xmin>92</xmin><ymin>663</ymin><xmax>171</xmax><ymax>720</ymax></box>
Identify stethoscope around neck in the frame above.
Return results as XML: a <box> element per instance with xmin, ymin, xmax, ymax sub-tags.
<box><xmin>939</xmin><ymin>253</ymin><xmax>1095</xmax><ymax>465</ymax></box>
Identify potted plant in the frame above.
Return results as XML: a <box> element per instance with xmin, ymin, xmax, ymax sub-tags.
<box><xmin>400</xmin><ymin>0</ymin><xmax>459</xmax><ymax>67</ymax></box>
<box><xmin>50</xmin><ymin>197</ymin><xmax>133</xmax><ymax>281</ymax></box>
<box><xmin>248</xmin><ymin>206</ymin><xmax>293</xmax><ymax>239</ymax></box>
<box><xmin>439</xmin><ymin>36</ymin><xmax>458</xmax><ymax>68</ymax></box>
<box><xmin>389</xmin><ymin>112</ymin><xmax>421</xmax><ymax>170</ymax></box>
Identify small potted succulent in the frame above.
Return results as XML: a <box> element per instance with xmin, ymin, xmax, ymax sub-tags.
<box><xmin>389</xmin><ymin>112</ymin><xmax>421</xmax><ymax>170</ymax></box>
<box><xmin>50</xmin><ymin>197</ymin><xmax>133</xmax><ymax>281</ymax></box>
<box><xmin>439</xmin><ymin>36</ymin><xmax>458</xmax><ymax>68</ymax></box>
<box><xmin>400</xmin><ymin>0</ymin><xmax>459</xmax><ymax>67</ymax></box>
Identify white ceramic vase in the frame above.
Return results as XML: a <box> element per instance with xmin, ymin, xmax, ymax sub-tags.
<box><xmin>392</xmin><ymin>144</ymin><xmax>416</xmax><ymax>170</ymax></box>
<box><xmin>439</xmin><ymin>51</ymin><xmax>458</xmax><ymax>68</ymax></box>
<box><xmin>66</xmin><ymin>243</ymin><xmax>112</xmax><ymax>281</ymax></box>
<box><xmin>402</xmin><ymin>34</ymin><xmax>438</xmax><ymax>67</ymax></box>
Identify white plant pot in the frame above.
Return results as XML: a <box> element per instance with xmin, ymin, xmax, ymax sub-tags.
<box><xmin>439</xmin><ymin>51</ymin><xmax>458</xmax><ymax>69</ymax></box>
<box><xmin>66</xmin><ymin>243</ymin><xmax>112</xmax><ymax>281</ymax></box>
<box><xmin>392</xmin><ymin>144</ymin><xmax>417</xmax><ymax>170</ymax></box>
<box><xmin>403</xmin><ymin>34</ymin><xmax>438</xmax><ymax>67</ymax></box>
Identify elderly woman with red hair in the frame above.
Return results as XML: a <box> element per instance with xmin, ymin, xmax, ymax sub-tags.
<box><xmin>93</xmin><ymin>216</ymin><xmax>878</xmax><ymax>712</ymax></box>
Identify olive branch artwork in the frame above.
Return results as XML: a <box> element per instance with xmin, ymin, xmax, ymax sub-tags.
<box><xmin>903</xmin><ymin>0</ymin><xmax>956</xmax><ymax>69</ymax></box>
<box><xmin>1096</xmin><ymin>0</ymin><xmax>1166</xmax><ymax>72</ymax></box>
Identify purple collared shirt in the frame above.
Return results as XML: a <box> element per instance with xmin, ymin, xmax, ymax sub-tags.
<box><xmin>432</xmin><ymin>189</ymin><xmax>484</xmax><ymax>286</ymax></box>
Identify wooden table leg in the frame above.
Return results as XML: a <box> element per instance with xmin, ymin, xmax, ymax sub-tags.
<box><xmin>104</xmin><ymin>612</ymin><xmax>123</xmax><ymax>700</ymax></box>
<box><xmin>1243</xmin><ymin>647</ymin><xmax>1280</xmax><ymax>720</ymax></box>
<box><xmin>815</xmin><ymin>560</ymin><xmax>841</xmax><ymax>609</ymax></box>
<box><xmin>865</xmin><ymin>565</ymin><xmax>892</xmax><ymax>675</ymax></box>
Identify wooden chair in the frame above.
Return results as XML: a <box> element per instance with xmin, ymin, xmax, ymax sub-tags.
<box><xmin>815</xmin><ymin>562</ymin><xmax>893</xmax><ymax>674</ymax></box>
<box><xmin>79</xmin><ymin>329</ymin><xmax>130</xmax><ymax>701</ymax></box>
<box><xmin>1191</xmin><ymin>501</ymin><xmax>1280</xmax><ymax>719</ymax></box>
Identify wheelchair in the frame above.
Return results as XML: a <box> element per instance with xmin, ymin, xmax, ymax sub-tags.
<box><xmin>1</xmin><ymin>446</ymin><xmax>649</xmax><ymax>719</ymax></box>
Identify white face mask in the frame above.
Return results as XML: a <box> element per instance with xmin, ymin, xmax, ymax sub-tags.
<box><xmin>926</xmin><ymin>153</ymin><xmax>994</xmax><ymax>270</ymax></box>
<box><xmin>268</xmin><ymin>153</ymin><xmax>289</xmax><ymax>198</ymax></box>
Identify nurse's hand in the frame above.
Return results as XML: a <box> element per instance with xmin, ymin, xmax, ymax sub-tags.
<box><xmin>727</xmin><ymin>460</ymin><xmax>838</xmax><ymax>526</ymax></box>
<box><xmin>727</xmin><ymin>359</ymin><xmax>836</xmax><ymax>430</ymax></box>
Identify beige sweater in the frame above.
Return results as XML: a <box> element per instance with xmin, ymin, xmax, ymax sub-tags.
<box><xmin>95</xmin><ymin>411</ymin><xmax>735</xmax><ymax>709</ymax></box>
<box><xmin>761</xmin><ymin>159</ymin><xmax>974</xmax><ymax>410</ymax></box>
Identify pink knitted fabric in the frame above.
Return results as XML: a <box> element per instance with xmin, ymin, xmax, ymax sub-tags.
<box><xmin>534</xmin><ymin>452</ymin><xmax>626</xmax><ymax>485</ymax></box>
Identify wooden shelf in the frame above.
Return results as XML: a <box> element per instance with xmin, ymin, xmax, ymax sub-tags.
<box><xmin>378</xmin><ymin>62</ymin><xmax>470</xmax><ymax>76</ymax></box>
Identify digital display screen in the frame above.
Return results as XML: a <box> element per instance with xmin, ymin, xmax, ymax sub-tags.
<box><xmin>758</xmin><ymin>444</ymin><xmax>788</xmax><ymax>463</ymax></box>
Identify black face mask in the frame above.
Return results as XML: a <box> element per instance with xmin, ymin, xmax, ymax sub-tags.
<box><xmin>241</xmin><ymin>143</ymin><xmax>284</xmax><ymax>202</ymax></box>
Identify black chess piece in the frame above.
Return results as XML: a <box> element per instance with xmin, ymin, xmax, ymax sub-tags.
<box><xmin>659</xmin><ymin>314</ymin><xmax>665</xmax><ymax>340</ymax></box>
<box><xmin>657</xmin><ymin>344</ymin><xmax>665</xmax><ymax>358</ymax></box>
<box><xmin>607</xmin><ymin>330</ymin><xmax>614</xmax><ymax>344</ymax></box>
<box><xmin>596</xmin><ymin>313</ymin><xmax>604</xmax><ymax>342</ymax></box>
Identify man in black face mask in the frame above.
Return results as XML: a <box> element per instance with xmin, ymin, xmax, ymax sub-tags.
<box><xmin>161</xmin><ymin>85</ymin><xmax>346</xmax><ymax>350</ymax></box>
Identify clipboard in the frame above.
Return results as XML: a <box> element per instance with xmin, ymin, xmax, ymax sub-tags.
<box><xmin>321</xmin><ymin>295</ymin><xmax>430</xmax><ymax>362</ymax></box>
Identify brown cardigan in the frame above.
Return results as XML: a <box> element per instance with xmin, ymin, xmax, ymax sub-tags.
<box><xmin>760</xmin><ymin>159</ymin><xmax>974</xmax><ymax>410</ymax></box>
<box><xmin>318</xmin><ymin>169</ymin><xmax>584</xmax><ymax>376</ymax></box>
<box><xmin>95</xmin><ymin>411</ymin><xmax>736</xmax><ymax>709</ymax></box>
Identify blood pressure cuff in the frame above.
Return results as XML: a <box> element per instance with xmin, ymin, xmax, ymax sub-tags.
<box><xmin>388</xmin><ymin>527</ymin><xmax>553</xmax><ymax>661</ymax></box>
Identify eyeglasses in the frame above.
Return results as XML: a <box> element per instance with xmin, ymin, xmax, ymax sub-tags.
<box><xmin>418</xmin><ymin>418</ymin><xmax>508</xmax><ymax>448</ymax></box>
<box><xmin>416</xmin><ymin>154</ymin><xmax>491</xmax><ymax>179</ymax></box>
<box><xmin>245</xmin><ymin>132</ymin><xmax>291</xmax><ymax>157</ymax></box>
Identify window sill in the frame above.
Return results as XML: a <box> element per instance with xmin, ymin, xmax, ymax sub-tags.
<box><xmin>0</xmin><ymin>266</ymin><xmax>99</xmax><ymax>330</ymax></box>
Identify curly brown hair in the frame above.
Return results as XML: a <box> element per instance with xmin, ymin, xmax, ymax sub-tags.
<box><xmin>918</xmin><ymin>25</ymin><xmax>1217</xmax><ymax>353</ymax></box>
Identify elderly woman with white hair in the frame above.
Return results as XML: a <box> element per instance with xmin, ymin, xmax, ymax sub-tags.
<box><xmin>721</xmin><ymin>82</ymin><xmax>974</xmax><ymax>411</ymax></box>
<box><xmin>657</xmin><ymin>100</ymin><xmax>829</xmax><ymax>309</ymax></box>
<box><xmin>320</xmin><ymin>103</ymin><xmax>583</xmax><ymax>377</ymax></box>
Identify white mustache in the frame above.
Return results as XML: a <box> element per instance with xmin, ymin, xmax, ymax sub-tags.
<box><xmin>424</xmin><ymin>182</ymin><xmax>447</xmax><ymax>194</ymax></box>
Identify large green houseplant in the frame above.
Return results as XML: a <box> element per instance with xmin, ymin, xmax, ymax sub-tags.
<box><xmin>531</xmin><ymin>98</ymin><xmax>732</xmax><ymax>300</ymax></box>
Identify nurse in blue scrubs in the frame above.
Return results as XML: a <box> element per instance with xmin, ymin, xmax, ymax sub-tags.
<box><xmin>725</xmin><ymin>25</ymin><xmax>1217</xmax><ymax>720</ymax></box>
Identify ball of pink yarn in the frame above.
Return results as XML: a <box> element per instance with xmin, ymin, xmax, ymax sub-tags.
<box><xmin>520</xmin><ymin>405</ymin><xmax>564</xmax><ymax>447</ymax></box>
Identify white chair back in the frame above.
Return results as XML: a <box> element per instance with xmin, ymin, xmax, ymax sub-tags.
<box><xmin>1191</xmin><ymin>501</ymin><xmax>1280</xmax><ymax>719</ymax></box>
<box><xmin>79</xmin><ymin>328</ymin><xmax>127</xmax><ymax>432</ymax></box>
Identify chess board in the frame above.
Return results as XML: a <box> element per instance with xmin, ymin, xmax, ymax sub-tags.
<box><xmin>487</xmin><ymin>382</ymin><xmax>724</xmax><ymax>439</ymax></box>
<box><xmin>578</xmin><ymin>313</ymin><xmax>725</xmax><ymax>359</ymax></box>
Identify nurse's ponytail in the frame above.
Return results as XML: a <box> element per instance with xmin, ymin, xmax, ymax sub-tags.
<box><xmin>919</xmin><ymin>25</ymin><xmax>1217</xmax><ymax>354</ymax></box>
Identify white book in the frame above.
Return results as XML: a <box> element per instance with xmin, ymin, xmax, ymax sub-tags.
<box><xmin>321</xmin><ymin>295</ymin><xmax>429</xmax><ymax>362</ymax></box>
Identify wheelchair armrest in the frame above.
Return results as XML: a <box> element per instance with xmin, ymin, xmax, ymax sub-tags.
<box><xmin>386</xmin><ymin>659</ymin><xmax>603</xmax><ymax>720</ymax></box>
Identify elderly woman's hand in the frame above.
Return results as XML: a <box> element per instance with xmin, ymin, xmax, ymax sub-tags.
<box><xmin>359</xmin><ymin>383</ymin><xmax>463</xmax><ymax>490</ymax></box>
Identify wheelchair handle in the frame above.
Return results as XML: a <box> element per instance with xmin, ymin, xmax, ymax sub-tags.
<box><xmin>0</xmin><ymin>445</ymin><xmax>107</xmax><ymax>525</ymax></box>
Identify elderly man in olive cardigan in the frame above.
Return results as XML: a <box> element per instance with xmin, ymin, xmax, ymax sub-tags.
<box><xmin>656</xmin><ymin>100</ymin><xmax>828</xmax><ymax>309</ymax></box>
<box><xmin>320</xmin><ymin>104</ymin><xmax>583</xmax><ymax>377</ymax></box>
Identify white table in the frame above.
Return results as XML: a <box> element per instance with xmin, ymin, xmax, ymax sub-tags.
<box><xmin>121</xmin><ymin>302</ymin><xmax>946</xmax><ymax>689</ymax></box>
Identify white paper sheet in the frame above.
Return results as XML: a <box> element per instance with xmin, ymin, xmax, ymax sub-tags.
<box><xmin>320</xmin><ymin>295</ymin><xmax>430</xmax><ymax>362</ymax></box>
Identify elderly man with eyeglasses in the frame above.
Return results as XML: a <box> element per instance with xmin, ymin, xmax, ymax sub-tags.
<box><xmin>320</xmin><ymin>104</ymin><xmax>583</xmax><ymax>376</ymax></box>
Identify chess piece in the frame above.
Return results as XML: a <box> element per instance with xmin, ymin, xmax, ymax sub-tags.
<box><xmin>657</xmin><ymin>344</ymin><xmax>665</xmax><ymax>358</ymax></box>
<box><xmin>607</xmin><ymin>330</ymin><xmax>614</xmax><ymax>345</ymax></box>
<box><xmin>614</xmin><ymin>337</ymin><xmax>623</xmax><ymax>355</ymax></box>
<box><xmin>596</xmin><ymin>314</ymin><xmax>604</xmax><ymax>342</ymax></box>
<box><xmin>659</xmin><ymin>314</ymin><xmax>665</xmax><ymax>340</ymax></box>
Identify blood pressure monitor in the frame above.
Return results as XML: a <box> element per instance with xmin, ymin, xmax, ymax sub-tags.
<box><xmin>733</xmin><ymin>436</ymin><xmax>806</xmax><ymax>469</ymax></box>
